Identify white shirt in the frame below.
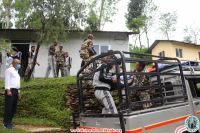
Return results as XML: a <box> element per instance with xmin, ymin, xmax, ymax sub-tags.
<box><xmin>5</xmin><ymin>66</ymin><xmax>20</xmax><ymax>90</ymax></box>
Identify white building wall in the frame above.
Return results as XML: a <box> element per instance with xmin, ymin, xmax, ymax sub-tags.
<box><xmin>34</xmin><ymin>32</ymin><xmax>129</xmax><ymax>77</ymax></box>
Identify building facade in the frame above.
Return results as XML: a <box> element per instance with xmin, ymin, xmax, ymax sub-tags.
<box><xmin>0</xmin><ymin>29</ymin><xmax>133</xmax><ymax>77</ymax></box>
<box><xmin>150</xmin><ymin>40</ymin><xmax>200</xmax><ymax>61</ymax></box>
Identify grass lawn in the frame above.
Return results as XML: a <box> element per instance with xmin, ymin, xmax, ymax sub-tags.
<box><xmin>0</xmin><ymin>76</ymin><xmax>76</xmax><ymax>129</ymax></box>
<box><xmin>0</xmin><ymin>126</ymin><xmax>28</xmax><ymax>133</ymax></box>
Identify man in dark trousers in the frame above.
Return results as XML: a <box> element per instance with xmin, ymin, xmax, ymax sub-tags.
<box><xmin>4</xmin><ymin>59</ymin><xmax>21</xmax><ymax>129</ymax></box>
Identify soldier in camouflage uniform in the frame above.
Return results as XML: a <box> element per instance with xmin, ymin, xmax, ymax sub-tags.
<box><xmin>55</xmin><ymin>46</ymin><xmax>65</xmax><ymax>77</ymax></box>
<box><xmin>79</xmin><ymin>34</ymin><xmax>96</xmax><ymax>73</ymax></box>
<box><xmin>132</xmin><ymin>62</ymin><xmax>152</xmax><ymax>109</ymax></box>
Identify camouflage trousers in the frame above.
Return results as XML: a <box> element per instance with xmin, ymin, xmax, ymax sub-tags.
<box><xmin>138</xmin><ymin>90</ymin><xmax>152</xmax><ymax>109</ymax></box>
<box><xmin>82</xmin><ymin>56</ymin><xmax>94</xmax><ymax>74</ymax></box>
<box><xmin>56</xmin><ymin>63</ymin><xmax>65</xmax><ymax>77</ymax></box>
<box><xmin>80</xmin><ymin>49</ymin><xmax>90</xmax><ymax>60</ymax></box>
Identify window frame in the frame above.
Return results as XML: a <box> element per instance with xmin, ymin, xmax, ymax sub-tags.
<box><xmin>198</xmin><ymin>52</ymin><xmax>200</xmax><ymax>60</ymax></box>
<box><xmin>93</xmin><ymin>44</ymin><xmax>111</xmax><ymax>54</ymax></box>
<box><xmin>158</xmin><ymin>51</ymin><xmax>165</xmax><ymax>57</ymax></box>
<box><xmin>175</xmin><ymin>48</ymin><xmax>183</xmax><ymax>58</ymax></box>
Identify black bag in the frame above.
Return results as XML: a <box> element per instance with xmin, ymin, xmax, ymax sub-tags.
<box><xmin>88</xmin><ymin>47</ymin><xmax>97</xmax><ymax>56</ymax></box>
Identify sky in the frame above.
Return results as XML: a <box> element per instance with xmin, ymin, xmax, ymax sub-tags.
<box><xmin>104</xmin><ymin>0</ymin><xmax>200</xmax><ymax>47</ymax></box>
<box><xmin>1</xmin><ymin>0</ymin><xmax>200</xmax><ymax>47</ymax></box>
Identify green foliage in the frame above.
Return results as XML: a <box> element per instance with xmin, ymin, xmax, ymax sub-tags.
<box><xmin>159</xmin><ymin>12</ymin><xmax>177</xmax><ymax>40</ymax></box>
<box><xmin>14</xmin><ymin>0</ymin><xmax>31</xmax><ymax>28</ymax></box>
<box><xmin>0</xmin><ymin>38</ymin><xmax>11</xmax><ymax>51</ymax></box>
<box><xmin>126</xmin><ymin>0</ymin><xmax>146</xmax><ymax>25</ymax></box>
<box><xmin>0</xmin><ymin>126</ymin><xmax>28</xmax><ymax>133</ymax></box>
<box><xmin>130</xmin><ymin>45</ymin><xmax>148</xmax><ymax>54</ymax></box>
<box><xmin>0</xmin><ymin>0</ymin><xmax>14</xmax><ymax>28</ymax></box>
<box><xmin>126</xmin><ymin>0</ymin><xmax>157</xmax><ymax>48</ymax></box>
<box><xmin>0</xmin><ymin>77</ymin><xmax>76</xmax><ymax>128</ymax></box>
<box><xmin>128</xmin><ymin>15</ymin><xmax>146</xmax><ymax>32</ymax></box>
<box><xmin>14</xmin><ymin>0</ymin><xmax>86</xmax><ymax>80</ymax></box>
<box><xmin>0</xmin><ymin>6</ymin><xmax>4</xmax><ymax>28</ymax></box>
<box><xmin>87</xmin><ymin>0</ymin><xmax>118</xmax><ymax>30</ymax></box>
<box><xmin>129</xmin><ymin>46</ymin><xmax>149</xmax><ymax>69</ymax></box>
<box><xmin>85</xmin><ymin>9</ymin><xmax>99</xmax><ymax>31</ymax></box>
<box><xmin>14</xmin><ymin>0</ymin><xmax>86</xmax><ymax>43</ymax></box>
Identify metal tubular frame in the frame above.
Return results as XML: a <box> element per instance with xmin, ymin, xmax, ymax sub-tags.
<box><xmin>76</xmin><ymin>51</ymin><xmax>188</xmax><ymax>132</ymax></box>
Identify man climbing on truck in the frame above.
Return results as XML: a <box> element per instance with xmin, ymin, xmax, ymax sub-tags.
<box><xmin>93</xmin><ymin>54</ymin><xmax>118</xmax><ymax>114</ymax></box>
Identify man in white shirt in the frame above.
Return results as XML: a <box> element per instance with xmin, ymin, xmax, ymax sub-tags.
<box><xmin>4</xmin><ymin>59</ymin><xmax>21</xmax><ymax>129</ymax></box>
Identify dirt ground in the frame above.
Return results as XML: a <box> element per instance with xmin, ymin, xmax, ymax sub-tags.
<box><xmin>15</xmin><ymin>125</ymin><xmax>64</xmax><ymax>133</ymax></box>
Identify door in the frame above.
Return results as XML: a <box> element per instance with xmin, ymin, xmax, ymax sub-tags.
<box><xmin>12</xmin><ymin>43</ymin><xmax>30</xmax><ymax>77</ymax></box>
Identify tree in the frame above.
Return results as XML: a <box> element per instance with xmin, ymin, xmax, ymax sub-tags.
<box><xmin>129</xmin><ymin>45</ymin><xmax>149</xmax><ymax>67</ymax></box>
<box><xmin>183</xmin><ymin>26</ymin><xmax>200</xmax><ymax>44</ymax></box>
<box><xmin>159</xmin><ymin>12</ymin><xmax>177</xmax><ymax>40</ymax></box>
<box><xmin>85</xmin><ymin>9</ymin><xmax>99</xmax><ymax>31</ymax></box>
<box><xmin>126</xmin><ymin>0</ymin><xmax>146</xmax><ymax>49</ymax></box>
<box><xmin>142</xmin><ymin>0</ymin><xmax>157</xmax><ymax>48</ymax></box>
<box><xmin>130</xmin><ymin>45</ymin><xmax>148</xmax><ymax>54</ymax></box>
<box><xmin>126</xmin><ymin>0</ymin><xmax>146</xmax><ymax>24</ymax></box>
<box><xmin>0</xmin><ymin>38</ymin><xmax>11</xmax><ymax>51</ymax></box>
<box><xmin>128</xmin><ymin>16</ymin><xmax>145</xmax><ymax>48</ymax></box>
<box><xmin>126</xmin><ymin>0</ymin><xmax>157</xmax><ymax>49</ymax></box>
<box><xmin>0</xmin><ymin>0</ymin><xmax>14</xmax><ymax>28</ymax></box>
<box><xmin>0</xmin><ymin>38</ymin><xmax>11</xmax><ymax>76</ymax></box>
<box><xmin>86</xmin><ymin>0</ymin><xmax>118</xmax><ymax>30</ymax></box>
<box><xmin>0</xmin><ymin>5</ymin><xmax>3</xmax><ymax>28</ymax></box>
<box><xmin>14</xmin><ymin>0</ymin><xmax>86</xmax><ymax>81</ymax></box>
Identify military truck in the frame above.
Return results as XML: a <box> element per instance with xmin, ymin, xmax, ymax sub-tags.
<box><xmin>74</xmin><ymin>51</ymin><xmax>200</xmax><ymax>133</ymax></box>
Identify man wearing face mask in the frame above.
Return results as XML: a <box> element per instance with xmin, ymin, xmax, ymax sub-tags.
<box><xmin>3</xmin><ymin>59</ymin><xmax>21</xmax><ymax>129</ymax></box>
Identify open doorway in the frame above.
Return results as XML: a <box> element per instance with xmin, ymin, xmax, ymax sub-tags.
<box><xmin>12</xmin><ymin>42</ymin><xmax>30</xmax><ymax>77</ymax></box>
